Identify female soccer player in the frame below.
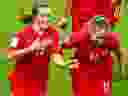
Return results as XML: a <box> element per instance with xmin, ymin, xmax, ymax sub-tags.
<box><xmin>63</xmin><ymin>15</ymin><xmax>127</xmax><ymax>96</ymax></box>
<box><xmin>8</xmin><ymin>8</ymin><xmax>65</xmax><ymax>96</ymax></box>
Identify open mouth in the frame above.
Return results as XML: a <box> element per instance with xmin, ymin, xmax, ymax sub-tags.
<box><xmin>96</xmin><ymin>31</ymin><xmax>104</xmax><ymax>37</ymax></box>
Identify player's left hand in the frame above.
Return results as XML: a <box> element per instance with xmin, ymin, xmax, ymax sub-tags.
<box><xmin>69</xmin><ymin>63</ymin><xmax>80</xmax><ymax>69</ymax></box>
<box><xmin>40</xmin><ymin>38</ymin><xmax>53</xmax><ymax>48</ymax></box>
<box><xmin>64</xmin><ymin>58</ymin><xmax>80</xmax><ymax>69</ymax></box>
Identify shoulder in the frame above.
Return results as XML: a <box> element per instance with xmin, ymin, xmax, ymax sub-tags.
<box><xmin>104</xmin><ymin>32</ymin><xmax>120</xmax><ymax>48</ymax></box>
<box><xmin>104</xmin><ymin>32</ymin><xmax>119</xmax><ymax>43</ymax></box>
<box><xmin>71</xmin><ymin>32</ymin><xmax>89</xmax><ymax>43</ymax></box>
<box><xmin>21</xmin><ymin>25</ymin><xmax>33</xmax><ymax>33</ymax></box>
<box><xmin>16</xmin><ymin>25</ymin><xmax>33</xmax><ymax>37</ymax></box>
<box><xmin>48</xmin><ymin>26</ymin><xmax>57</xmax><ymax>32</ymax></box>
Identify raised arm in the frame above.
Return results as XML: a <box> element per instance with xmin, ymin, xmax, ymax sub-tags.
<box><xmin>107</xmin><ymin>32</ymin><xmax>128</xmax><ymax>64</ymax></box>
<box><xmin>63</xmin><ymin>32</ymin><xmax>85</xmax><ymax>48</ymax></box>
<box><xmin>8</xmin><ymin>33</ymin><xmax>29</xmax><ymax>60</ymax></box>
<box><xmin>8</xmin><ymin>32</ymin><xmax>40</xmax><ymax>60</ymax></box>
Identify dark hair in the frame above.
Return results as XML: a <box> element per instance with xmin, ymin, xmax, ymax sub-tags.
<box><xmin>96</xmin><ymin>20</ymin><xmax>107</xmax><ymax>27</ymax></box>
<box><xmin>32</xmin><ymin>7</ymin><xmax>48</xmax><ymax>16</ymax></box>
<box><xmin>32</xmin><ymin>8</ymin><xmax>38</xmax><ymax>16</ymax></box>
<box><xmin>23</xmin><ymin>16</ymin><xmax>32</xmax><ymax>24</ymax></box>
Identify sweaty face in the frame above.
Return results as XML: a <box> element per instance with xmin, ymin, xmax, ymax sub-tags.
<box><xmin>32</xmin><ymin>16</ymin><xmax>48</xmax><ymax>32</ymax></box>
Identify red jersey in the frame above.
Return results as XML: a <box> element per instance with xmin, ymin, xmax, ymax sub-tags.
<box><xmin>71</xmin><ymin>0</ymin><xmax>113</xmax><ymax>32</ymax></box>
<box><xmin>72</xmin><ymin>0</ymin><xmax>112</xmax><ymax>17</ymax></box>
<box><xmin>65</xmin><ymin>32</ymin><xmax>117</xmax><ymax>96</ymax></box>
<box><xmin>65</xmin><ymin>32</ymin><xmax>119</xmax><ymax>80</ymax></box>
<box><xmin>9</xmin><ymin>25</ymin><xmax>59</xmax><ymax>80</ymax></box>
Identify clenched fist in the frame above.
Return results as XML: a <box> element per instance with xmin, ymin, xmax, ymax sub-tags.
<box><xmin>29</xmin><ymin>38</ymin><xmax>41</xmax><ymax>51</ymax></box>
<box><xmin>40</xmin><ymin>38</ymin><xmax>53</xmax><ymax>49</ymax></box>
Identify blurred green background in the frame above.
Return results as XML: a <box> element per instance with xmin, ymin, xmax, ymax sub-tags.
<box><xmin>0</xmin><ymin>0</ymin><xmax>128</xmax><ymax>95</ymax></box>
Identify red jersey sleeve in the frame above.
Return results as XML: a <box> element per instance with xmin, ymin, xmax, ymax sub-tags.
<box><xmin>63</xmin><ymin>32</ymin><xmax>85</xmax><ymax>48</ymax></box>
<box><xmin>8</xmin><ymin>32</ymin><xmax>24</xmax><ymax>49</ymax></box>
<box><xmin>104</xmin><ymin>32</ymin><xmax>119</xmax><ymax>49</ymax></box>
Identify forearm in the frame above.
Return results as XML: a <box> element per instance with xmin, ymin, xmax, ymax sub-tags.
<box><xmin>62</xmin><ymin>36</ymin><xmax>73</xmax><ymax>48</ymax></box>
<box><xmin>56</xmin><ymin>17</ymin><xmax>67</xmax><ymax>27</ymax></box>
<box><xmin>8</xmin><ymin>48</ymin><xmax>32</xmax><ymax>60</ymax></box>
<box><xmin>112</xmin><ymin>48</ymin><xmax>128</xmax><ymax>64</ymax></box>
<box><xmin>48</xmin><ymin>22</ymin><xmax>64</xmax><ymax>32</ymax></box>
<box><xmin>120</xmin><ymin>48</ymin><xmax>128</xmax><ymax>64</ymax></box>
<box><xmin>52</xmin><ymin>16</ymin><xmax>67</xmax><ymax>27</ymax></box>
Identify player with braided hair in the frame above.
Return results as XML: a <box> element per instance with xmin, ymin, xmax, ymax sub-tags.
<box><xmin>62</xmin><ymin>15</ymin><xmax>126</xmax><ymax>96</ymax></box>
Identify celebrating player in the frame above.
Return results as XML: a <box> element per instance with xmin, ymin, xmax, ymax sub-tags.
<box><xmin>8</xmin><ymin>16</ymin><xmax>49</xmax><ymax>96</ymax></box>
<box><xmin>63</xmin><ymin>15</ymin><xmax>126</xmax><ymax>96</ymax></box>
<box><xmin>8</xmin><ymin>7</ymin><xmax>66</xmax><ymax>96</ymax></box>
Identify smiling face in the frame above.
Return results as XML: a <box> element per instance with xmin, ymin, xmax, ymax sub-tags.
<box><xmin>89</xmin><ymin>17</ymin><xmax>110</xmax><ymax>41</ymax></box>
<box><xmin>95</xmin><ymin>21</ymin><xmax>108</xmax><ymax>36</ymax></box>
<box><xmin>32</xmin><ymin>16</ymin><xmax>48</xmax><ymax>32</ymax></box>
<box><xmin>88</xmin><ymin>17</ymin><xmax>111</xmax><ymax>47</ymax></box>
<box><xmin>89</xmin><ymin>22</ymin><xmax>105</xmax><ymax>40</ymax></box>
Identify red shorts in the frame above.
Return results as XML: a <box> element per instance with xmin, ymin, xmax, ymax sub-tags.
<box><xmin>9</xmin><ymin>64</ymin><xmax>48</xmax><ymax>96</ymax></box>
<box><xmin>12</xmin><ymin>80</ymin><xmax>47</xmax><ymax>96</ymax></box>
<box><xmin>71</xmin><ymin>66</ymin><xmax>111</xmax><ymax>96</ymax></box>
<box><xmin>80</xmin><ymin>80</ymin><xmax>105</xmax><ymax>96</ymax></box>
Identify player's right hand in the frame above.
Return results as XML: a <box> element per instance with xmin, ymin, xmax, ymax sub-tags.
<box><xmin>64</xmin><ymin>59</ymin><xmax>80</xmax><ymax>70</ymax></box>
<box><xmin>69</xmin><ymin>63</ymin><xmax>80</xmax><ymax>70</ymax></box>
<box><xmin>29</xmin><ymin>38</ymin><xmax>41</xmax><ymax>51</ymax></box>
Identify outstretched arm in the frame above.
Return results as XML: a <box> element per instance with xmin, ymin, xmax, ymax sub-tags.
<box><xmin>49</xmin><ymin>48</ymin><xmax>74</xmax><ymax>68</ymax></box>
<box><xmin>8</xmin><ymin>33</ymin><xmax>32</xmax><ymax>60</ymax></box>
<box><xmin>111</xmin><ymin>48</ymin><xmax>128</xmax><ymax>64</ymax></box>
<box><xmin>48</xmin><ymin>22</ymin><xmax>64</xmax><ymax>32</ymax></box>
<box><xmin>49</xmin><ymin>48</ymin><xmax>65</xmax><ymax>67</ymax></box>
<box><xmin>50</xmin><ymin>53</ymin><xmax>65</xmax><ymax>67</ymax></box>
<box><xmin>8</xmin><ymin>33</ymin><xmax>41</xmax><ymax>61</ymax></box>
<box><xmin>109</xmin><ymin>32</ymin><xmax>128</xmax><ymax>64</ymax></box>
